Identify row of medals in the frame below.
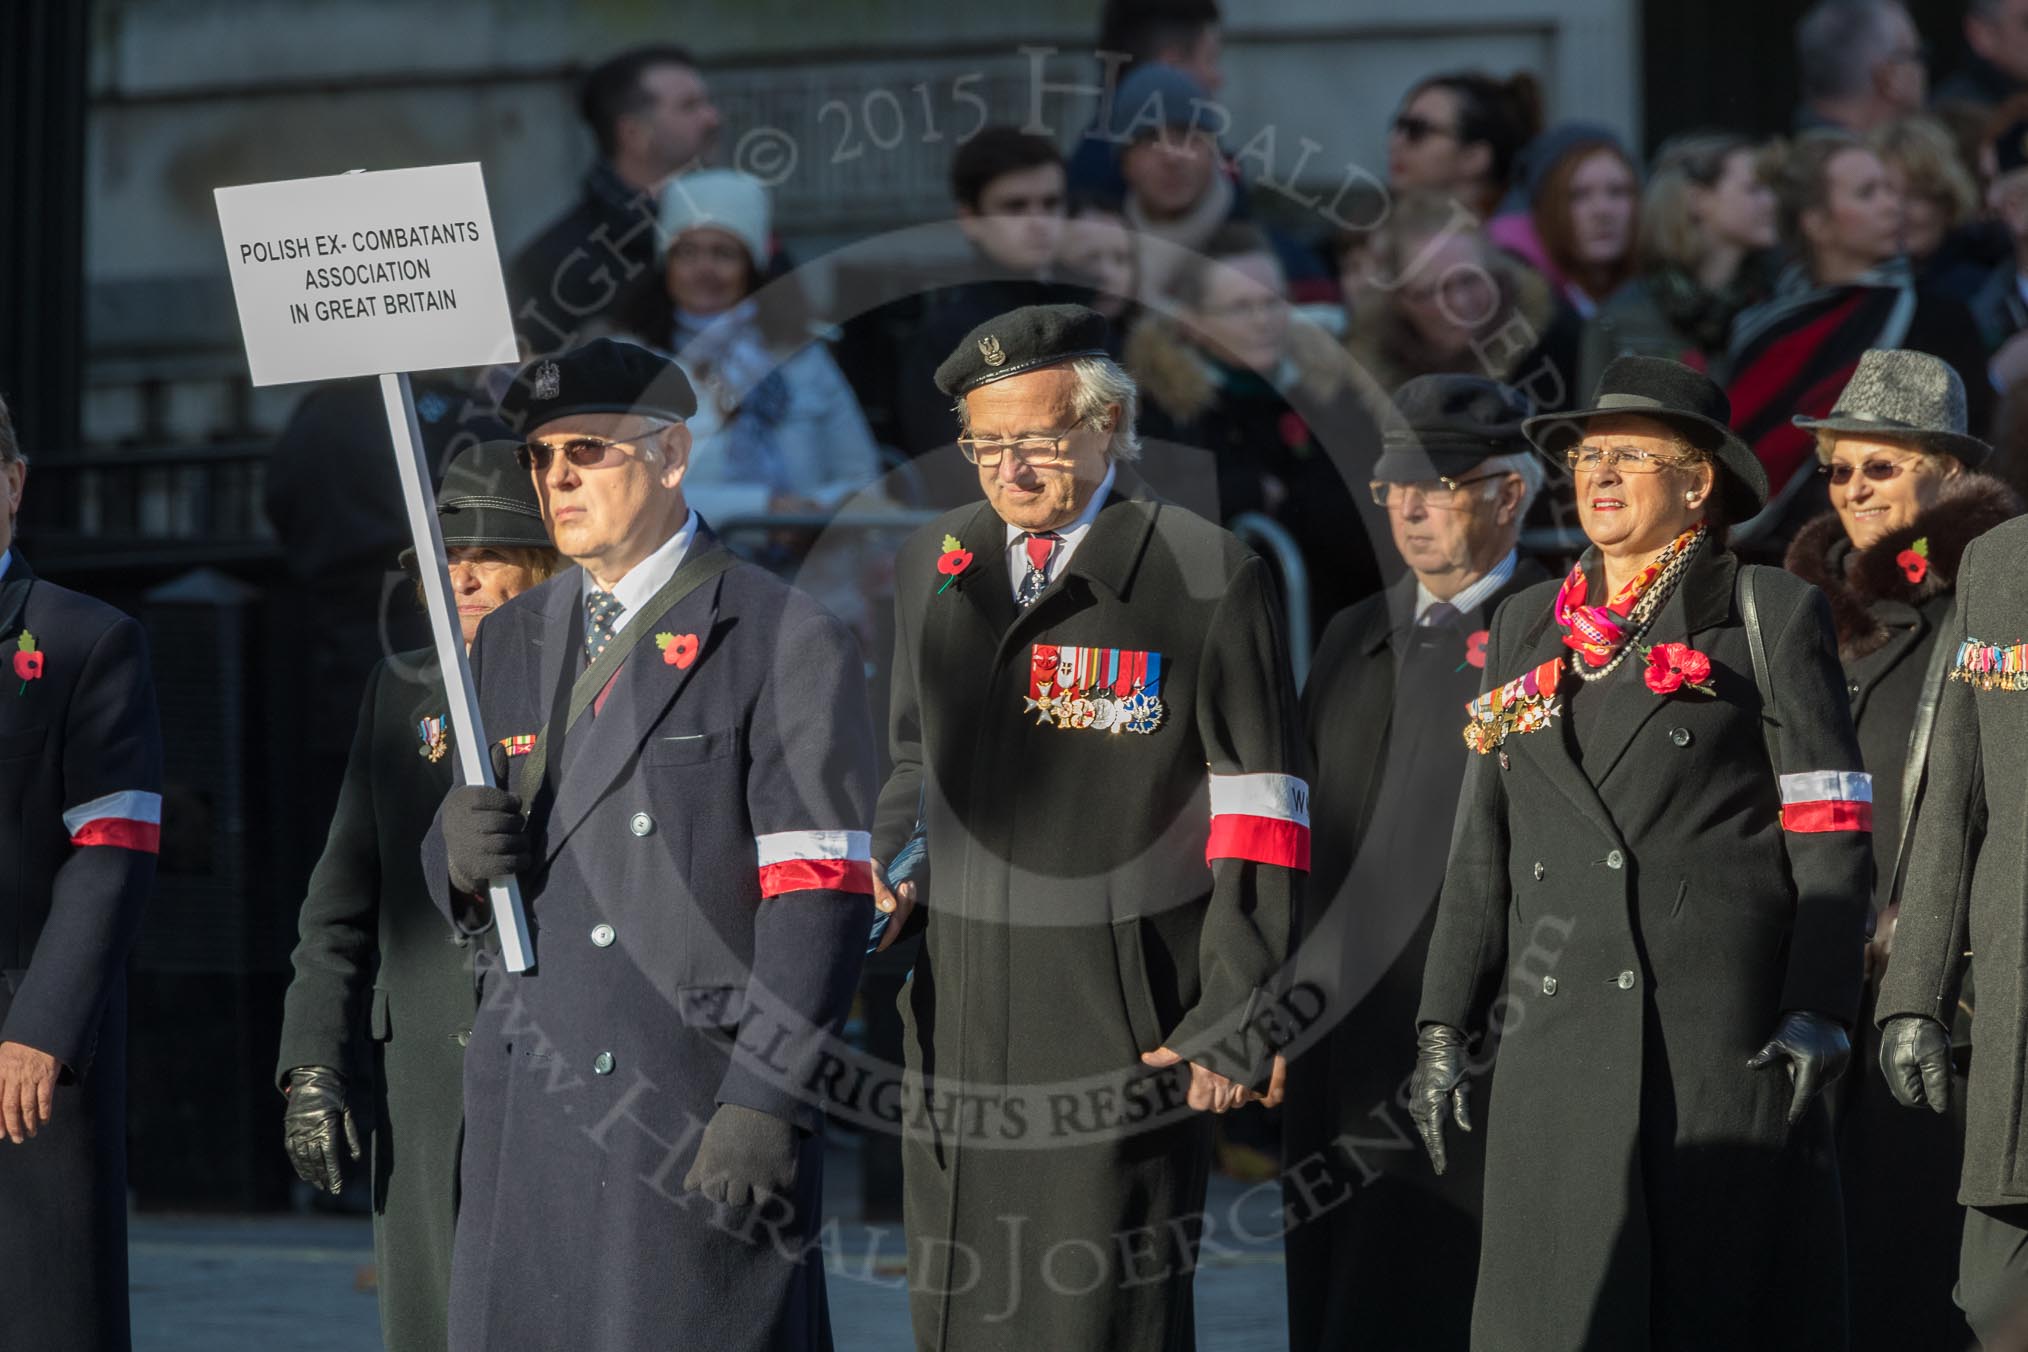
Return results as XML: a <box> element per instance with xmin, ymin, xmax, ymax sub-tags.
<box><xmin>1024</xmin><ymin>680</ymin><xmax>1165</xmax><ymax>735</ymax></box>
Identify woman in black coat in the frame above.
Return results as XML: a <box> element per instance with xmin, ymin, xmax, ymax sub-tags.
<box><xmin>275</xmin><ymin>442</ymin><xmax>558</xmax><ymax>1352</ymax></box>
<box><xmin>1782</xmin><ymin>349</ymin><xmax>2019</xmax><ymax>1351</ymax></box>
<box><xmin>1412</xmin><ymin>357</ymin><xmax>1874</xmax><ymax>1350</ymax></box>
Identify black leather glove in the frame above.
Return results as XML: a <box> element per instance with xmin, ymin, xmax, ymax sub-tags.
<box><xmin>1879</xmin><ymin>1015</ymin><xmax>1953</xmax><ymax>1113</ymax></box>
<box><xmin>443</xmin><ymin>743</ymin><xmax>529</xmax><ymax>894</ymax></box>
<box><xmin>282</xmin><ymin>1065</ymin><xmax>361</xmax><ymax>1195</ymax></box>
<box><xmin>1747</xmin><ymin>1010</ymin><xmax>1851</xmax><ymax>1126</ymax></box>
<box><xmin>1408</xmin><ymin>1024</ymin><xmax>1472</xmax><ymax>1176</ymax></box>
<box><xmin>682</xmin><ymin>1104</ymin><xmax>802</xmax><ymax>1207</ymax></box>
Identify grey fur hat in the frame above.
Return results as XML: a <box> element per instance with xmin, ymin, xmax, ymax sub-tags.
<box><xmin>1792</xmin><ymin>349</ymin><xmax>1992</xmax><ymax>467</ymax></box>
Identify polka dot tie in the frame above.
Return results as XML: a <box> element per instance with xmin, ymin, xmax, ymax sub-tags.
<box><xmin>584</xmin><ymin>589</ymin><xmax>625</xmax><ymax>666</ymax></box>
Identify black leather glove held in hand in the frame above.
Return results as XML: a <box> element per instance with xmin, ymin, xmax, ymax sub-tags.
<box><xmin>283</xmin><ymin>1065</ymin><xmax>361</xmax><ymax>1195</ymax></box>
<box><xmin>1408</xmin><ymin>1024</ymin><xmax>1472</xmax><ymax>1176</ymax></box>
<box><xmin>682</xmin><ymin>1103</ymin><xmax>802</xmax><ymax>1208</ymax></box>
<box><xmin>1879</xmin><ymin>1015</ymin><xmax>1953</xmax><ymax>1113</ymax></box>
<box><xmin>442</xmin><ymin>744</ymin><xmax>529</xmax><ymax>894</ymax></box>
<box><xmin>1748</xmin><ymin>1010</ymin><xmax>1850</xmax><ymax>1126</ymax></box>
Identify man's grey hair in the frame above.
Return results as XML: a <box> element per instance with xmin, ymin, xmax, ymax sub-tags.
<box><xmin>1481</xmin><ymin>450</ymin><xmax>1545</xmax><ymax>517</ymax></box>
<box><xmin>0</xmin><ymin>392</ymin><xmax>21</xmax><ymax>467</ymax></box>
<box><xmin>952</xmin><ymin>356</ymin><xmax>1144</xmax><ymax>463</ymax></box>
<box><xmin>1796</xmin><ymin>0</ymin><xmax>1909</xmax><ymax>101</ymax></box>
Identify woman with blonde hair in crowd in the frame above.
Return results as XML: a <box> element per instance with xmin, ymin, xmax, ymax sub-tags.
<box><xmin>1580</xmin><ymin>132</ymin><xmax>1779</xmax><ymax>392</ymax></box>
<box><xmin>1870</xmin><ymin>114</ymin><xmax>1991</xmax><ymax>300</ymax></box>
<box><xmin>1725</xmin><ymin>129</ymin><xmax>1992</xmax><ymax>550</ymax></box>
<box><xmin>1345</xmin><ymin>191</ymin><xmax>1581</xmax><ymax>418</ymax></box>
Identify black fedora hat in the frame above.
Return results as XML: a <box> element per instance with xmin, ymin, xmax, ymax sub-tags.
<box><xmin>1522</xmin><ymin>356</ymin><xmax>1768</xmax><ymax>517</ymax></box>
<box><xmin>398</xmin><ymin>439</ymin><xmax>552</xmax><ymax>570</ymax></box>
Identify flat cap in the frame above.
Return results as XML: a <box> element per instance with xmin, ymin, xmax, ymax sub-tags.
<box><xmin>497</xmin><ymin>337</ymin><xmax>697</xmax><ymax>434</ymax></box>
<box><xmin>398</xmin><ymin>438</ymin><xmax>551</xmax><ymax>570</ymax></box>
<box><xmin>934</xmin><ymin>304</ymin><xmax>1112</xmax><ymax>397</ymax></box>
<box><xmin>1375</xmin><ymin>375</ymin><xmax>1533</xmax><ymax>481</ymax></box>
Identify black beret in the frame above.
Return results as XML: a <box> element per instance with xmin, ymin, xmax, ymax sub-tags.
<box><xmin>496</xmin><ymin>337</ymin><xmax>697</xmax><ymax>434</ymax></box>
<box><xmin>934</xmin><ymin>304</ymin><xmax>1112</xmax><ymax>397</ymax></box>
<box><xmin>1997</xmin><ymin>118</ymin><xmax>2028</xmax><ymax>178</ymax></box>
<box><xmin>398</xmin><ymin>439</ymin><xmax>551</xmax><ymax>570</ymax></box>
<box><xmin>1373</xmin><ymin>375</ymin><xmax>1534</xmax><ymax>481</ymax></box>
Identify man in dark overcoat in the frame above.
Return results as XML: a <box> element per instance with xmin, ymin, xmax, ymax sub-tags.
<box><xmin>1879</xmin><ymin>513</ymin><xmax>2028</xmax><ymax>1340</ymax></box>
<box><xmin>0</xmin><ymin>393</ymin><xmax>162</xmax><ymax>1352</ymax></box>
<box><xmin>1412</xmin><ymin>358</ymin><xmax>1873</xmax><ymax>1349</ymax></box>
<box><xmin>426</xmin><ymin>340</ymin><xmax>877</xmax><ymax>1351</ymax></box>
<box><xmin>1280</xmin><ymin>375</ymin><xmax>1548</xmax><ymax>1351</ymax></box>
<box><xmin>871</xmin><ymin>304</ymin><xmax>1307</xmax><ymax>1351</ymax></box>
<box><xmin>275</xmin><ymin>441</ymin><xmax>560</xmax><ymax>1351</ymax></box>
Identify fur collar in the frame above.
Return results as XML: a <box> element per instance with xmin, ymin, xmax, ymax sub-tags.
<box><xmin>1125</xmin><ymin>314</ymin><xmax>1356</xmax><ymax>423</ymax></box>
<box><xmin>1341</xmin><ymin>261</ymin><xmax>1557</xmax><ymax>419</ymax></box>
<box><xmin>1784</xmin><ymin>471</ymin><xmax>2020</xmax><ymax>658</ymax></box>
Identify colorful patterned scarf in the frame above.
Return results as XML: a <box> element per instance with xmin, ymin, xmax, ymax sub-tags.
<box><xmin>1554</xmin><ymin>526</ymin><xmax>1704</xmax><ymax>668</ymax></box>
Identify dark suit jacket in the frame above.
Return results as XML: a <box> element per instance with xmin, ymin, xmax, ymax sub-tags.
<box><xmin>0</xmin><ymin>547</ymin><xmax>161</xmax><ymax>1352</ymax></box>
<box><xmin>421</xmin><ymin>528</ymin><xmax>876</xmax><ymax>1351</ymax></box>
<box><xmin>872</xmin><ymin>474</ymin><xmax>1306</xmax><ymax>1350</ymax></box>
<box><xmin>1881</xmin><ymin>516</ymin><xmax>2028</xmax><ymax>1208</ymax></box>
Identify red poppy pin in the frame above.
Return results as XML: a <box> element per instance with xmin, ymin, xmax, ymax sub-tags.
<box><xmin>1277</xmin><ymin>410</ymin><xmax>1310</xmax><ymax>450</ymax></box>
<box><xmin>655</xmin><ymin>631</ymin><xmax>699</xmax><ymax>669</ymax></box>
<box><xmin>1897</xmin><ymin>537</ymin><xmax>1930</xmax><ymax>585</ymax></box>
<box><xmin>1643</xmin><ymin>641</ymin><xmax>1715</xmax><ymax>697</ymax></box>
<box><xmin>13</xmin><ymin>631</ymin><xmax>42</xmax><ymax>694</ymax></box>
<box><xmin>1464</xmin><ymin>629</ymin><xmax>1489</xmax><ymax>670</ymax></box>
<box><xmin>936</xmin><ymin>533</ymin><xmax>974</xmax><ymax>595</ymax></box>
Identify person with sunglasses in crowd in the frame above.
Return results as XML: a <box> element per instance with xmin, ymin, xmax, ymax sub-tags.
<box><xmin>1386</xmin><ymin>70</ymin><xmax>1545</xmax><ymax>222</ymax></box>
<box><xmin>426</xmin><ymin>338</ymin><xmax>878</xmax><ymax>1351</ymax></box>
<box><xmin>1782</xmin><ymin>350</ymin><xmax>2018</xmax><ymax>1351</ymax></box>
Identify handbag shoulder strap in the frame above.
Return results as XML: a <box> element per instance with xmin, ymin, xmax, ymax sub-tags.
<box><xmin>1887</xmin><ymin>606</ymin><xmax>1958</xmax><ymax>903</ymax></box>
<box><xmin>1739</xmin><ymin>564</ymin><xmax>1780</xmax><ymax>771</ymax></box>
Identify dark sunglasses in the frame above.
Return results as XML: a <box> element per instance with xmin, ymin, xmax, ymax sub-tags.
<box><xmin>1821</xmin><ymin>458</ymin><xmax>1911</xmax><ymax>486</ymax></box>
<box><xmin>514</xmin><ymin>434</ymin><xmax>656</xmax><ymax>473</ymax></box>
<box><xmin>1392</xmin><ymin>114</ymin><xmax>1460</xmax><ymax>145</ymax></box>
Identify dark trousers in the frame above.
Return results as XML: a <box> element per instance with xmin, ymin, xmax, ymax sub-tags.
<box><xmin>1960</xmin><ymin>1204</ymin><xmax>2028</xmax><ymax>1344</ymax></box>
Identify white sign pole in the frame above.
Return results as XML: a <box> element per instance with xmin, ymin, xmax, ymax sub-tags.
<box><xmin>213</xmin><ymin>164</ymin><xmax>534</xmax><ymax>970</ymax></box>
<box><xmin>379</xmin><ymin>373</ymin><xmax>535</xmax><ymax>972</ymax></box>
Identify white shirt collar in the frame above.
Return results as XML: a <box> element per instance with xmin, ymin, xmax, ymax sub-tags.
<box><xmin>1414</xmin><ymin>548</ymin><xmax>1518</xmax><ymax>624</ymax></box>
<box><xmin>582</xmin><ymin>509</ymin><xmax>699</xmax><ymax>631</ymax></box>
<box><xmin>0</xmin><ymin>549</ymin><xmax>11</xmax><ymax>585</ymax></box>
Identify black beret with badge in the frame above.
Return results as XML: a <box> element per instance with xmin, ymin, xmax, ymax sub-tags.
<box><xmin>496</xmin><ymin>337</ymin><xmax>698</xmax><ymax>434</ymax></box>
<box><xmin>1375</xmin><ymin>374</ymin><xmax>1534</xmax><ymax>481</ymax></box>
<box><xmin>935</xmin><ymin>303</ymin><xmax>1113</xmax><ymax>397</ymax></box>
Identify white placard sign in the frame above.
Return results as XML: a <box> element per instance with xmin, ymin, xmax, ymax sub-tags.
<box><xmin>214</xmin><ymin>163</ymin><xmax>518</xmax><ymax>387</ymax></box>
<box><xmin>213</xmin><ymin>162</ymin><xmax>535</xmax><ymax>973</ymax></box>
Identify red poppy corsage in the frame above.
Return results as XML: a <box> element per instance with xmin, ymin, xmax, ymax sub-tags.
<box><xmin>1897</xmin><ymin>537</ymin><xmax>1930</xmax><ymax>585</ymax></box>
<box><xmin>1464</xmin><ymin>629</ymin><xmax>1489</xmax><ymax>670</ymax></box>
<box><xmin>1642</xmin><ymin>641</ymin><xmax>1714</xmax><ymax>697</ymax></box>
<box><xmin>13</xmin><ymin>631</ymin><xmax>42</xmax><ymax>693</ymax></box>
<box><xmin>936</xmin><ymin>533</ymin><xmax>973</xmax><ymax>595</ymax></box>
<box><xmin>655</xmin><ymin>631</ymin><xmax>699</xmax><ymax>669</ymax></box>
<box><xmin>1277</xmin><ymin>410</ymin><xmax>1310</xmax><ymax>450</ymax></box>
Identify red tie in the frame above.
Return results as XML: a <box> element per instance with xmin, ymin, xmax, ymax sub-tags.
<box><xmin>1024</xmin><ymin>532</ymin><xmax>1058</xmax><ymax>574</ymax></box>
